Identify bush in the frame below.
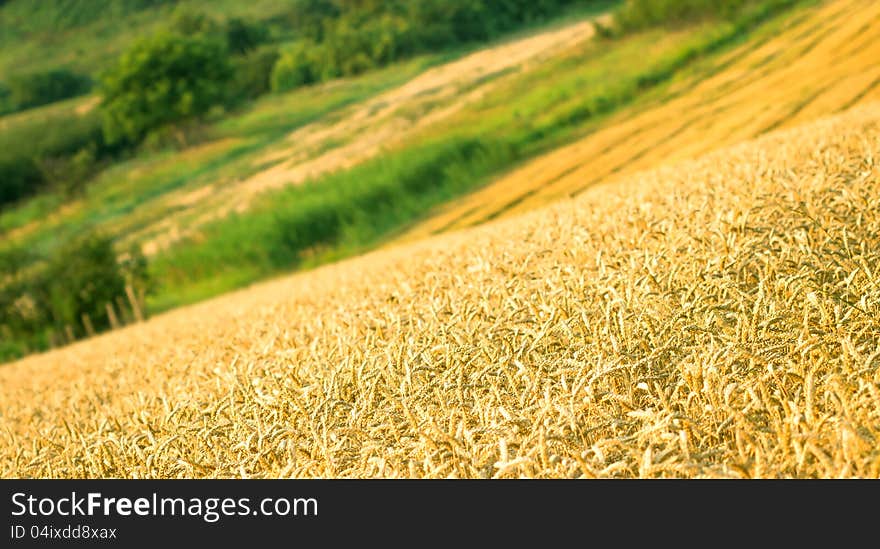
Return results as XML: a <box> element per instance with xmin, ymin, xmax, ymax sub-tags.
<box><xmin>284</xmin><ymin>0</ymin><xmax>340</xmax><ymax>42</ymax></box>
<box><xmin>5</xmin><ymin>69</ymin><xmax>92</xmax><ymax>111</ymax></box>
<box><xmin>100</xmin><ymin>32</ymin><xmax>233</xmax><ymax>145</ymax></box>
<box><xmin>0</xmin><ymin>233</ymin><xmax>152</xmax><ymax>356</ymax></box>
<box><xmin>44</xmin><ymin>233</ymin><xmax>127</xmax><ymax>334</ymax></box>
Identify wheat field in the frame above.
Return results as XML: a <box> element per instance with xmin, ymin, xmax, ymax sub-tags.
<box><xmin>402</xmin><ymin>0</ymin><xmax>880</xmax><ymax>241</ymax></box>
<box><xmin>1</xmin><ymin>99</ymin><xmax>878</xmax><ymax>478</ymax></box>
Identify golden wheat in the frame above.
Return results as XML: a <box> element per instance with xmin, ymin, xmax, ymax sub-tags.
<box><xmin>1</xmin><ymin>101</ymin><xmax>879</xmax><ymax>478</ymax></box>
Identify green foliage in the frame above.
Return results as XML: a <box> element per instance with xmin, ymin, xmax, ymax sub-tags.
<box><xmin>169</xmin><ymin>8</ymin><xmax>271</xmax><ymax>55</ymax></box>
<box><xmin>2</xmin><ymin>69</ymin><xmax>91</xmax><ymax>113</ymax></box>
<box><xmin>282</xmin><ymin>0</ymin><xmax>340</xmax><ymax>41</ymax></box>
<box><xmin>0</xmin><ymin>82</ymin><xmax>9</xmax><ymax>112</ymax></box>
<box><xmin>0</xmin><ymin>232</ymin><xmax>152</xmax><ymax>360</ymax></box>
<box><xmin>100</xmin><ymin>32</ymin><xmax>233</xmax><ymax>145</ymax></box>
<box><xmin>0</xmin><ymin>155</ymin><xmax>42</xmax><ymax>207</ymax></box>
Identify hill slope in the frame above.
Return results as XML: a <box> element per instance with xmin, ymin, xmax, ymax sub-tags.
<box><xmin>401</xmin><ymin>0</ymin><xmax>880</xmax><ymax>240</ymax></box>
<box><xmin>138</xmin><ymin>17</ymin><xmax>603</xmax><ymax>255</ymax></box>
<box><xmin>1</xmin><ymin>101</ymin><xmax>878</xmax><ymax>478</ymax></box>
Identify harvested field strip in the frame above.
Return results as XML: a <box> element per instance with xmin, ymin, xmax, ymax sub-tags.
<box><xmin>403</xmin><ymin>0</ymin><xmax>880</xmax><ymax>239</ymax></box>
<box><xmin>1</xmin><ymin>102</ymin><xmax>879</xmax><ymax>478</ymax></box>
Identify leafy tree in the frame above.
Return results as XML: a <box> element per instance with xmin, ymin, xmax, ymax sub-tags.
<box><xmin>99</xmin><ymin>32</ymin><xmax>233</xmax><ymax>145</ymax></box>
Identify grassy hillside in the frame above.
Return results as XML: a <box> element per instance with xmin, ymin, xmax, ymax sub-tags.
<box><xmin>0</xmin><ymin>9</ymin><xmax>613</xmax><ymax>358</ymax></box>
<box><xmin>1</xmin><ymin>102</ymin><xmax>877</xmax><ymax>478</ymax></box>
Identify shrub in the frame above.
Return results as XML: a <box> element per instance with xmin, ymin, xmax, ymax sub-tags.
<box><xmin>44</xmin><ymin>232</ymin><xmax>127</xmax><ymax>334</ymax></box>
<box><xmin>0</xmin><ymin>233</ymin><xmax>152</xmax><ymax>356</ymax></box>
<box><xmin>267</xmin><ymin>0</ymin><xmax>588</xmax><ymax>93</ymax></box>
<box><xmin>284</xmin><ymin>0</ymin><xmax>340</xmax><ymax>42</ymax></box>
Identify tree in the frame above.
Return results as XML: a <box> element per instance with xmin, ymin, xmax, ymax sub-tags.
<box><xmin>99</xmin><ymin>32</ymin><xmax>232</xmax><ymax>145</ymax></box>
